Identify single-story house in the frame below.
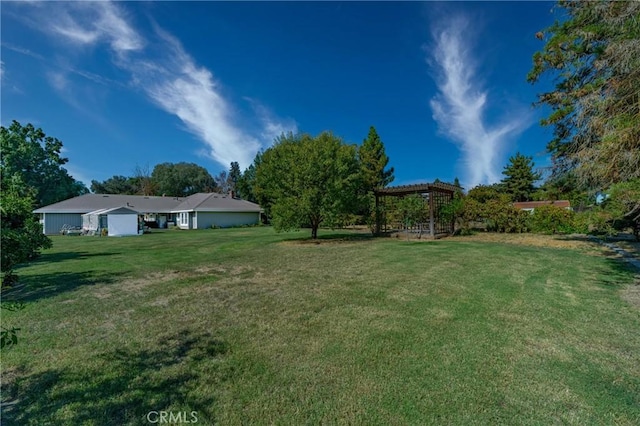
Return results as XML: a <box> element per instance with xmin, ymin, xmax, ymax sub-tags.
<box><xmin>513</xmin><ymin>200</ymin><xmax>571</xmax><ymax>213</ymax></box>
<box><xmin>33</xmin><ymin>193</ymin><xmax>261</xmax><ymax>235</ymax></box>
<box><xmin>34</xmin><ymin>194</ymin><xmax>183</xmax><ymax>235</ymax></box>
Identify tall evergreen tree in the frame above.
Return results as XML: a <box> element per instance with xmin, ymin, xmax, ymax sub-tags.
<box><xmin>358</xmin><ymin>126</ymin><xmax>394</xmax><ymax>232</ymax></box>
<box><xmin>500</xmin><ymin>153</ymin><xmax>541</xmax><ymax>202</ymax></box>
<box><xmin>237</xmin><ymin>152</ymin><xmax>263</xmax><ymax>203</ymax></box>
<box><xmin>528</xmin><ymin>0</ymin><xmax>640</xmax><ymax>189</ymax></box>
<box><xmin>228</xmin><ymin>161</ymin><xmax>242</xmax><ymax>196</ymax></box>
<box><xmin>358</xmin><ymin>126</ymin><xmax>394</xmax><ymax>190</ymax></box>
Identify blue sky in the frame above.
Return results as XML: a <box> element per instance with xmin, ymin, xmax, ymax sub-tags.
<box><xmin>1</xmin><ymin>1</ymin><xmax>558</xmax><ymax>190</ymax></box>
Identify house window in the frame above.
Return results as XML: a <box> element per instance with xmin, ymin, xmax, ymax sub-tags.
<box><xmin>179</xmin><ymin>212</ymin><xmax>189</xmax><ymax>227</ymax></box>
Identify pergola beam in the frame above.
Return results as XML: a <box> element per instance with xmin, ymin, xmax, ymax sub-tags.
<box><xmin>373</xmin><ymin>182</ymin><xmax>458</xmax><ymax>197</ymax></box>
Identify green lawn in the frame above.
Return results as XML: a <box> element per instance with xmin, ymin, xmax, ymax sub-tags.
<box><xmin>2</xmin><ymin>227</ymin><xmax>639</xmax><ymax>425</ymax></box>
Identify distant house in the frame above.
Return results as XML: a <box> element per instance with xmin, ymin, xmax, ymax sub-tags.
<box><xmin>513</xmin><ymin>200</ymin><xmax>571</xmax><ymax>213</ymax></box>
<box><xmin>33</xmin><ymin>193</ymin><xmax>261</xmax><ymax>235</ymax></box>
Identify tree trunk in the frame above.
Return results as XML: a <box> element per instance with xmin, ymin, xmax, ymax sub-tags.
<box><xmin>311</xmin><ymin>225</ymin><xmax>318</xmax><ymax>239</ymax></box>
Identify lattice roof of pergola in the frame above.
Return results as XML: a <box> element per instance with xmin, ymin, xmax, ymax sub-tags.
<box><xmin>373</xmin><ymin>182</ymin><xmax>459</xmax><ymax>196</ymax></box>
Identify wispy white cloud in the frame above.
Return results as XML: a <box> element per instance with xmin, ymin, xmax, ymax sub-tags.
<box><xmin>244</xmin><ymin>97</ymin><xmax>298</xmax><ymax>146</ymax></box>
<box><xmin>68</xmin><ymin>67</ymin><xmax>122</xmax><ymax>87</ymax></box>
<box><xmin>45</xmin><ymin>69</ymin><xmax>112</xmax><ymax>129</ymax></box>
<box><xmin>46</xmin><ymin>70</ymin><xmax>69</xmax><ymax>92</ymax></box>
<box><xmin>48</xmin><ymin>2</ymin><xmax>143</xmax><ymax>54</ymax></box>
<box><xmin>4</xmin><ymin>41</ymin><xmax>121</xmax><ymax>88</ymax></box>
<box><xmin>51</xmin><ymin>23</ymin><xmax>99</xmax><ymax>46</ymax></box>
<box><xmin>127</xmin><ymin>27</ymin><xmax>262</xmax><ymax>169</ymax></box>
<box><xmin>93</xmin><ymin>2</ymin><xmax>145</xmax><ymax>54</ymax></box>
<box><xmin>2</xmin><ymin>42</ymin><xmax>46</xmax><ymax>60</ymax></box>
<box><xmin>16</xmin><ymin>1</ymin><xmax>292</xmax><ymax>170</ymax></box>
<box><xmin>428</xmin><ymin>16</ymin><xmax>530</xmax><ymax>188</ymax></box>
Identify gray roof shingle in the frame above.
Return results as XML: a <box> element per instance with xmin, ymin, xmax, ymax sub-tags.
<box><xmin>34</xmin><ymin>193</ymin><xmax>261</xmax><ymax>214</ymax></box>
<box><xmin>173</xmin><ymin>193</ymin><xmax>261</xmax><ymax>212</ymax></box>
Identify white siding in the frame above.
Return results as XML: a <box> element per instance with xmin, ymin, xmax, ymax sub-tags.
<box><xmin>177</xmin><ymin>212</ymin><xmax>192</xmax><ymax>229</ymax></box>
<box><xmin>43</xmin><ymin>213</ymin><xmax>83</xmax><ymax>235</ymax></box>
<box><xmin>195</xmin><ymin>212</ymin><xmax>260</xmax><ymax>229</ymax></box>
<box><xmin>107</xmin><ymin>214</ymin><xmax>139</xmax><ymax>236</ymax></box>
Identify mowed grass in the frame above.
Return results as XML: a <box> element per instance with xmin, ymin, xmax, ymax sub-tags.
<box><xmin>1</xmin><ymin>227</ymin><xmax>639</xmax><ymax>425</ymax></box>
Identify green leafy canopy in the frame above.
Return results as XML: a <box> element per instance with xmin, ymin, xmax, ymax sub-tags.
<box><xmin>254</xmin><ymin>132</ymin><xmax>361</xmax><ymax>239</ymax></box>
<box><xmin>0</xmin><ymin>121</ymin><xmax>88</xmax><ymax>208</ymax></box>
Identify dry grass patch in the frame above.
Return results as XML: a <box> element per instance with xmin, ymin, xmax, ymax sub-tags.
<box><xmin>621</xmin><ymin>278</ymin><xmax>640</xmax><ymax>309</ymax></box>
<box><xmin>451</xmin><ymin>232</ymin><xmax>609</xmax><ymax>254</ymax></box>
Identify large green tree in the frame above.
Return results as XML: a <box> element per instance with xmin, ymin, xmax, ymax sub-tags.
<box><xmin>0</xmin><ymin>121</ymin><xmax>88</xmax><ymax>208</ymax></box>
<box><xmin>254</xmin><ymin>132</ymin><xmax>361</xmax><ymax>239</ymax></box>
<box><xmin>528</xmin><ymin>0</ymin><xmax>640</xmax><ymax>189</ymax></box>
<box><xmin>151</xmin><ymin>162</ymin><xmax>216</xmax><ymax>197</ymax></box>
<box><xmin>90</xmin><ymin>175</ymin><xmax>139</xmax><ymax>195</ymax></box>
<box><xmin>500</xmin><ymin>153</ymin><xmax>541</xmax><ymax>202</ymax></box>
<box><xmin>466</xmin><ymin>184</ymin><xmax>507</xmax><ymax>203</ymax></box>
<box><xmin>1</xmin><ymin>175</ymin><xmax>52</xmax><ymax>287</ymax></box>
<box><xmin>1</xmin><ymin>175</ymin><xmax>53</xmax><ymax>348</ymax></box>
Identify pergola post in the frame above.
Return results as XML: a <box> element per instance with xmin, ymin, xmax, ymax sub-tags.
<box><xmin>375</xmin><ymin>192</ymin><xmax>381</xmax><ymax>235</ymax></box>
<box><xmin>429</xmin><ymin>191</ymin><xmax>435</xmax><ymax>237</ymax></box>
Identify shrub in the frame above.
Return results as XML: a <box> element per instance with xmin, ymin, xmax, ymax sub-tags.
<box><xmin>483</xmin><ymin>199</ymin><xmax>529</xmax><ymax>233</ymax></box>
<box><xmin>571</xmin><ymin>211</ymin><xmax>591</xmax><ymax>234</ymax></box>
<box><xmin>585</xmin><ymin>209</ymin><xmax>617</xmax><ymax>236</ymax></box>
<box><xmin>528</xmin><ymin>205</ymin><xmax>577</xmax><ymax>234</ymax></box>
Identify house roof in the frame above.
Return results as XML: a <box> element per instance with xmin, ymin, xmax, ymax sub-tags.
<box><xmin>34</xmin><ymin>193</ymin><xmax>261</xmax><ymax>214</ymax></box>
<box><xmin>513</xmin><ymin>200</ymin><xmax>571</xmax><ymax>209</ymax></box>
<box><xmin>173</xmin><ymin>193</ymin><xmax>262</xmax><ymax>213</ymax></box>
<box><xmin>34</xmin><ymin>194</ymin><xmax>185</xmax><ymax>214</ymax></box>
<box><xmin>83</xmin><ymin>206</ymin><xmax>139</xmax><ymax>216</ymax></box>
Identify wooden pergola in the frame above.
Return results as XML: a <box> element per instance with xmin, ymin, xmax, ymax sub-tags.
<box><xmin>373</xmin><ymin>182</ymin><xmax>458</xmax><ymax>238</ymax></box>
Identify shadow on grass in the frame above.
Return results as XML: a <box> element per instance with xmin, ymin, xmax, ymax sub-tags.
<box><xmin>1</xmin><ymin>329</ymin><xmax>227</xmax><ymax>425</ymax></box>
<box><xmin>1</xmin><ymin>270</ymin><xmax>125</xmax><ymax>304</ymax></box>
<box><xmin>595</xmin><ymin>257</ymin><xmax>639</xmax><ymax>287</ymax></box>
<box><xmin>26</xmin><ymin>251</ymin><xmax>122</xmax><ymax>265</ymax></box>
<box><xmin>286</xmin><ymin>230</ymin><xmax>375</xmax><ymax>244</ymax></box>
